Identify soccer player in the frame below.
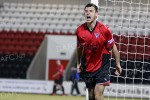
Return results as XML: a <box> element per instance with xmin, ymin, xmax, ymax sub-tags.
<box><xmin>51</xmin><ymin>60</ymin><xmax>65</xmax><ymax>95</ymax></box>
<box><xmin>76</xmin><ymin>3</ymin><xmax>122</xmax><ymax>100</ymax></box>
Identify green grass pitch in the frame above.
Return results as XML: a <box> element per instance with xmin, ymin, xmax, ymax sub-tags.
<box><xmin>0</xmin><ymin>93</ymin><xmax>145</xmax><ymax>100</ymax></box>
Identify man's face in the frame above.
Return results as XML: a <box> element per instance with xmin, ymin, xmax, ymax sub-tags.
<box><xmin>84</xmin><ymin>7</ymin><xmax>98</xmax><ymax>23</ymax></box>
<box><xmin>56</xmin><ymin>60</ymin><xmax>61</xmax><ymax>66</ymax></box>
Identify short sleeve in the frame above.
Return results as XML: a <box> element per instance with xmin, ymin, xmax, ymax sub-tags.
<box><xmin>101</xmin><ymin>25</ymin><xmax>115</xmax><ymax>49</ymax></box>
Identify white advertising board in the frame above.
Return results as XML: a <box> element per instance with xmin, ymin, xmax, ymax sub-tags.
<box><xmin>0</xmin><ymin>79</ymin><xmax>149</xmax><ymax>99</ymax></box>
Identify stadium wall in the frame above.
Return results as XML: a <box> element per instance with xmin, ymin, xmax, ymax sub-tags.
<box><xmin>46</xmin><ymin>35</ymin><xmax>76</xmax><ymax>80</ymax></box>
<box><xmin>27</xmin><ymin>36</ymin><xmax>48</xmax><ymax>80</ymax></box>
<box><xmin>27</xmin><ymin>35</ymin><xmax>76</xmax><ymax>80</ymax></box>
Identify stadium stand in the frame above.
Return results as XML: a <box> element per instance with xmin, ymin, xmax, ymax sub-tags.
<box><xmin>0</xmin><ymin>3</ymin><xmax>150</xmax><ymax>85</ymax></box>
<box><xmin>0</xmin><ymin>29</ymin><xmax>44</xmax><ymax>78</ymax></box>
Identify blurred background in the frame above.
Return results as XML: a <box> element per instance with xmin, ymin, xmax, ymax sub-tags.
<box><xmin>0</xmin><ymin>0</ymin><xmax>150</xmax><ymax>99</ymax></box>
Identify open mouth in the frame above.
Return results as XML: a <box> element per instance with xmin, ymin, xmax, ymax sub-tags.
<box><xmin>87</xmin><ymin>16</ymin><xmax>91</xmax><ymax>19</ymax></box>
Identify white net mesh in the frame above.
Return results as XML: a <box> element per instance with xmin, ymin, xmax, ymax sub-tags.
<box><xmin>98</xmin><ymin>0</ymin><xmax>150</xmax><ymax>99</ymax></box>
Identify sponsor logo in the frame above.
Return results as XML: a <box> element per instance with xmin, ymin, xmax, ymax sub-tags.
<box><xmin>95</xmin><ymin>33</ymin><xmax>100</xmax><ymax>38</ymax></box>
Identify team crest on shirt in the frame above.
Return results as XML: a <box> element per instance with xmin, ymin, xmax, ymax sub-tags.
<box><xmin>95</xmin><ymin>33</ymin><xmax>100</xmax><ymax>38</ymax></box>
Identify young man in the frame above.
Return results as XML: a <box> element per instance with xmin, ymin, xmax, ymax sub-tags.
<box><xmin>76</xmin><ymin>3</ymin><xmax>122</xmax><ymax>100</ymax></box>
<box><xmin>51</xmin><ymin>60</ymin><xmax>65</xmax><ymax>95</ymax></box>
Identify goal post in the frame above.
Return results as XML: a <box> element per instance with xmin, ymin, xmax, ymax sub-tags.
<box><xmin>91</xmin><ymin>0</ymin><xmax>99</xmax><ymax>7</ymax></box>
<box><xmin>88</xmin><ymin>0</ymin><xmax>150</xmax><ymax>99</ymax></box>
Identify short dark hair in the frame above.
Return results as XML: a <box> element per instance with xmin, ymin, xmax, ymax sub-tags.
<box><xmin>84</xmin><ymin>3</ymin><xmax>98</xmax><ymax>12</ymax></box>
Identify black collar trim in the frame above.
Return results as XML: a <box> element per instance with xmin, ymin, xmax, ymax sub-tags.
<box><xmin>86</xmin><ymin>21</ymin><xmax>98</xmax><ymax>33</ymax></box>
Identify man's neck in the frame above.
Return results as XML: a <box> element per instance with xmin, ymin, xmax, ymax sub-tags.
<box><xmin>87</xmin><ymin>20</ymin><xmax>97</xmax><ymax>31</ymax></box>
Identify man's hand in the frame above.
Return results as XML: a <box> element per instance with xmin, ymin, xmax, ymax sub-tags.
<box><xmin>52</xmin><ymin>72</ymin><xmax>59</xmax><ymax>78</ymax></box>
<box><xmin>52</xmin><ymin>74</ymin><xmax>56</xmax><ymax>78</ymax></box>
<box><xmin>77</xmin><ymin>63</ymin><xmax>81</xmax><ymax>73</ymax></box>
<box><xmin>115</xmin><ymin>64</ymin><xmax>122</xmax><ymax>76</ymax></box>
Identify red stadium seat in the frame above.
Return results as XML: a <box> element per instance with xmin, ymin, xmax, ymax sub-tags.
<box><xmin>0</xmin><ymin>33</ymin><xmax>7</xmax><ymax>40</ymax></box>
<box><xmin>14</xmin><ymin>45</ymin><xmax>22</xmax><ymax>54</ymax></box>
<box><xmin>128</xmin><ymin>45</ymin><xmax>136</xmax><ymax>53</ymax></box>
<box><xmin>137</xmin><ymin>37</ymin><xmax>144</xmax><ymax>45</ymax></box>
<box><xmin>24</xmin><ymin>40</ymin><xmax>34</xmax><ymax>47</ymax></box>
<box><xmin>11</xmin><ymin>39</ymin><xmax>19</xmax><ymax>46</ymax></box>
<box><xmin>20</xmin><ymin>45</ymin><xmax>29</xmax><ymax>54</ymax></box>
<box><xmin>145</xmin><ymin>38</ymin><xmax>150</xmax><ymax>46</ymax></box>
<box><xmin>0</xmin><ymin>49</ymin><xmax>3</xmax><ymax>55</ymax></box>
<box><xmin>33</xmin><ymin>40</ymin><xmax>41</xmax><ymax>47</ymax></box>
<box><xmin>113</xmin><ymin>34</ymin><xmax>120</xmax><ymax>42</ymax></box>
<box><xmin>7</xmin><ymin>32</ymin><xmax>15</xmax><ymax>40</ymax></box>
<box><xmin>8</xmin><ymin>29</ymin><xmax>15</xmax><ymax>34</ymax></box>
<box><xmin>144</xmin><ymin>54</ymin><xmax>150</xmax><ymax>62</ymax></box>
<box><xmin>128</xmin><ymin>52</ymin><xmax>135</xmax><ymax>60</ymax></box>
<box><xmin>16</xmin><ymin>30</ymin><xmax>23</xmax><ymax>34</ymax></box>
<box><xmin>0</xmin><ymin>29</ymin><xmax>8</xmax><ymax>34</ymax></box>
<box><xmin>45</xmin><ymin>31</ymin><xmax>52</xmax><ymax>35</ymax></box>
<box><xmin>26</xmin><ymin>46</ymin><xmax>37</xmax><ymax>56</ymax></box>
<box><xmin>136</xmin><ymin>53</ymin><xmax>143</xmax><ymax>61</ymax></box>
<box><xmin>28</xmin><ymin>32</ymin><xmax>37</xmax><ymax>40</ymax></box>
<box><xmin>120</xmin><ymin>52</ymin><xmax>127</xmax><ymax>60</ymax></box>
<box><xmin>0</xmin><ymin>40</ymin><xmax>5</xmax><ymax>46</ymax></box>
<box><xmin>145</xmin><ymin>46</ymin><xmax>150</xmax><ymax>54</ymax></box>
<box><xmin>144</xmin><ymin>46</ymin><xmax>150</xmax><ymax>61</ymax></box>
<box><xmin>4</xmin><ymin>39</ymin><xmax>12</xmax><ymax>46</ymax></box>
<box><xmin>18</xmin><ymin>39</ymin><xmax>27</xmax><ymax>47</ymax></box>
<box><xmin>121</xmin><ymin>44</ymin><xmax>128</xmax><ymax>52</ymax></box>
<box><xmin>1</xmin><ymin>45</ymin><xmax>7</xmax><ymax>52</ymax></box>
<box><xmin>22</xmin><ymin>33</ymin><xmax>30</xmax><ymax>40</ymax></box>
<box><xmin>120</xmin><ymin>36</ymin><xmax>128</xmax><ymax>44</ymax></box>
<box><xmin>23</xmin><ymin>30</ymin><xmax>30</xmax><ymax>34</ymax></box>
<box><xmin>129</xmin><ymin>37</ymin><xmax>137</xmax><ymax>45</ymax></box>
<box><xmin>15</xmin><ymin>33</ymin><xmax>22</xmax><ymax>40</ymax></box>
<box><xmin>0</xmin><ymin>45</ymin><xmax>7</xmax><ymax>54</ymax></box>
<box><xmin>137</xmin><ymin>46</ymin><xmax>144</xmax><ymax>54</ymax></box>
<box><xmin>6</xmin><ymin>45</ymin><xmax>15</xmax><ymax>54</ymax></box>
<box><xmin>0</xmin><ymin>39</ymin><xmax>3</xmax><ymax>45</ymax></box>
<box><xmin>115</xmin><ymin>43</ymin><xmax>120</xmax><ymax>50</ymax></box>
<box><xmin>36</xmin><ymin>33</ymin><xmax>45</xmax><ymax>42</ymax></box>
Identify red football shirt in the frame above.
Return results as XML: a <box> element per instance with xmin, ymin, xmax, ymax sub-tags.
<box><xmin>55</xmin><ymin>64</ymin><xmax>64</xmax><ymax>80</ymax></box>
<box><xmin>58</xmin><ymin>64</ymin><xmax>64</xmax><ymax>76</ymax></box>
<box><xmin>76</xmin><ymin>21</ymin><xmax>114</xmax><ymax>72</ymax></box>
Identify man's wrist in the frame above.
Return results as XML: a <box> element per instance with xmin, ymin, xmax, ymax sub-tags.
<box><xmin>116</xmin><ymin>63</ymin><xmax>120</xmax><ymax>66</ymax></box>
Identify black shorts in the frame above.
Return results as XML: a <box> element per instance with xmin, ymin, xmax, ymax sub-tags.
<box><xmin>54</xmin><ymin>76</ymin><xmax>63</xmax><ymax>85</ymax></box>
<box><xmin>79</xmin><ymin>54</ymin><xmax>110</xmax><ymax>89</ymax></box>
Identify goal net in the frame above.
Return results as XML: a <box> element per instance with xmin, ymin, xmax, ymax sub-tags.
<box><xmin>98</xmin><ymin>0</ymin><xmax>150</xmax><ymax>99</ymax></box>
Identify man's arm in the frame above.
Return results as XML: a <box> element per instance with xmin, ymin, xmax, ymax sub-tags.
<box><xmin>76</xmin><ymin>47</ymin><xmax>83</xmax><ymax>73</ymax></box>
<box><xmin>112</xmin><ymin>44</ymin><xmax>122</xmax><ymax>76</ymax></box>
<box><xmin>112</xmin><ymin>44</ymin><xmax>120</xmax><ymax>66</ymax></box>
<box><xmin>52</xmin><ymin>72</ymin><xmax>60</xmax><ymax>78</ymax></box>
<box><xmin>53</xmin><ymin>65</ymin><xmax>63</xmax><ymax>78</ymax></box>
